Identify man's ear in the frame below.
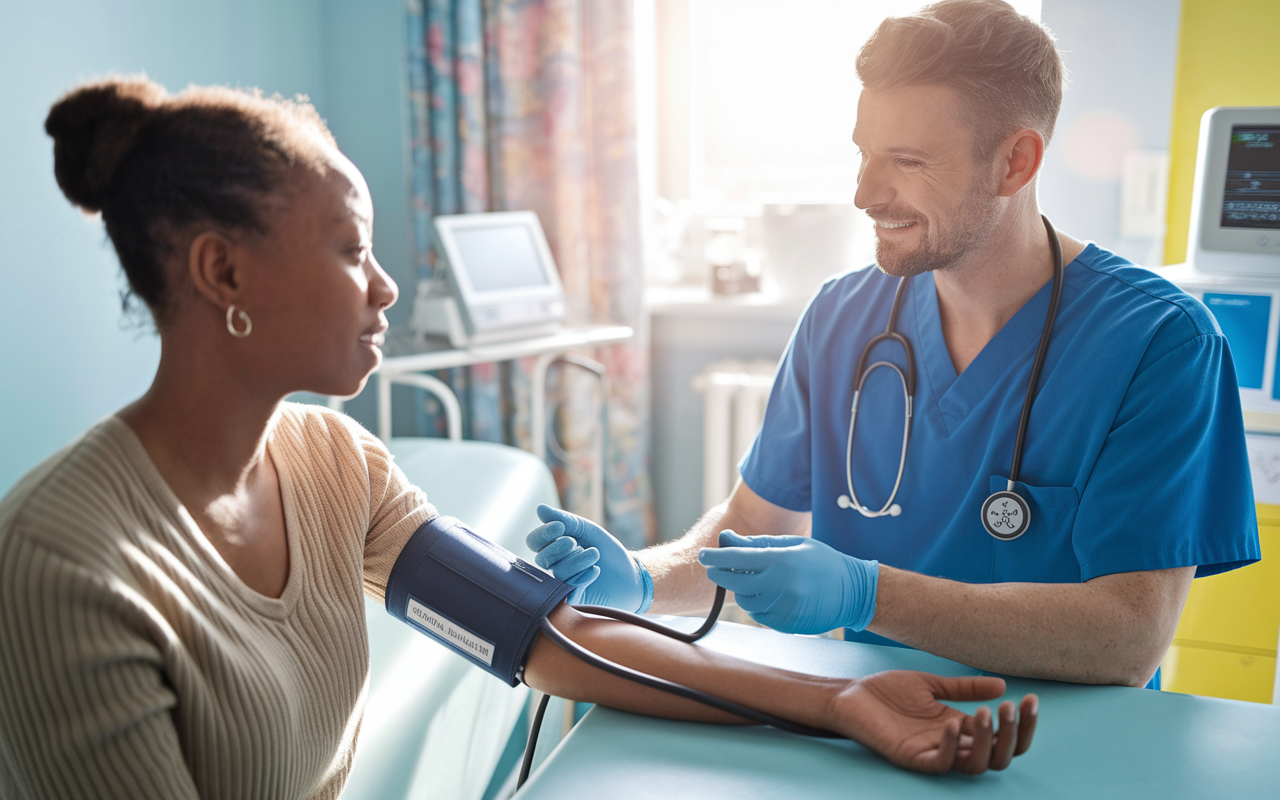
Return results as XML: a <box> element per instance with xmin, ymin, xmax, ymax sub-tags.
<box><xmin>187</xmin><ymin>230</ymin><xmax>242</xmax><ymax>308</ymax></box>
<box><xmin>995</xmin><ymin>129</ymin><xmax>1046</xmax><ymax>198</ymax></box>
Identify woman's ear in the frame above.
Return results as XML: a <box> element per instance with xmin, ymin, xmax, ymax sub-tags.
<box><xmin>187</xmin><ymin>230</ymin><xmax>241</xmax><ymax>308</ymax></box>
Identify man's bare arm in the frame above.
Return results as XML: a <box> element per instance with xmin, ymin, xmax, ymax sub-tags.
<box><xmin>869</xmin><ymin>565</ymin><xmax>1194</xmax><ymax>686</ymax></box>
<box><xmin>638</xmin><ymin>482</ymin><xmax>810</xmax><ymax>615</ymax></box>
<box><xmin>654</xmin><ymin>482</ymin><xmax>1194</xmax><ymax>685</ymax></box>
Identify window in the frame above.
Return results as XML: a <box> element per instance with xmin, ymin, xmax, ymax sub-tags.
<box><xmin>655</xmin><ymin>0</ymin><xmax>1041</xmax><ymax>204</ymax></box>
<box><xmin>642</xmin><ymin>0</ymin><xmax>1042</xmax><ymax>288</ymax></box>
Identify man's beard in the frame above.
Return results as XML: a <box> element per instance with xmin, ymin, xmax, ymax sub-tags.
<box><xmin>873</xmin><ymin>182</ymin><xmax>999</xmax><ymax>279</ymax></box>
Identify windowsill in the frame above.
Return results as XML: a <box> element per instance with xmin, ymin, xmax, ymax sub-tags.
<box><xmin>646</xmin><ymin>284</ymin><xmax>808</xmax><ymax>321</ymax></box>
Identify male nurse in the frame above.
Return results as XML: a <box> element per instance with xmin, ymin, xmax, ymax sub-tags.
<box><xmin>529</xmin><ymin>0</ymin><xmax>1260</xmax><ymax>689</ymax></box>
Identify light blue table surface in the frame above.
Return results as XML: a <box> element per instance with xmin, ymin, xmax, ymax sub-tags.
<box><xmin>516</xmin><ymin>620</ymin><xmax>1280</xmax><ymax>799</ymax></box>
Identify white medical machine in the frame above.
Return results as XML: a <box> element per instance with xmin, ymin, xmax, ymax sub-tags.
<box><xmin>1164</xmin><ymin>107</ymin><xmax>1280</xmax><ymax>439</ymax></box>
<box><xmin>412</xmin><ymin>211</ymin><xmax>568</xmax><ymax>347</ymax></box>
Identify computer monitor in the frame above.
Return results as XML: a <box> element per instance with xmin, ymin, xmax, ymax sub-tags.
<box><xmin>1188</xmin><ymin>106</ymin><xmax>1280</xmax><ymax>275</ymax></box>
<box><xmin>432</xmin><ymin>211</ymin><xmax>567</xmax><ymax>342</ymax></box>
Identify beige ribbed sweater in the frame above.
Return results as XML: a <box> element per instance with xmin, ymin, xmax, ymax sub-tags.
<box><xmin>0</xmin><ymin>404</ymin><xmax>437</xmax><ymax>799</ymax></box>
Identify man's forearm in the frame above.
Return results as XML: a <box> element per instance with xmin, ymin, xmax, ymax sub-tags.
<box><xmin>867</xmin><ymin>565</ymin><xmax>1194</xmax><ymax>686</ymax></box>
<box><xmin>638</xmin><ymin>485</ymin><xmax>814</xmax><ymax>615</ymax></box>
<box><xmin>634</xmin><ymin>503</ymin><xmax>731</xmax><ymax>615</ymax></box>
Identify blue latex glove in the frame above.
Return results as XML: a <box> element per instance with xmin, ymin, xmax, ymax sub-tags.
<box><xmin>697</xmin><ymin>531</ymin><xmax>878</xmax><ymax>635</ymax></box>
<box><xmin>525</xmin><ymin>504</ymin><xmax>653</xmax><ymax>612</ymax></box>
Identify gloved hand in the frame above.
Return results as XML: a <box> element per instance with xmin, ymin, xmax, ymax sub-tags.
<box><xmin>697</xmin><ymin>531</ymin><xmax>878</xmax><ymax>635</ymax></box>
<box><xmin>525</xmin><ymin>504</ymin><xmax>653</xmax><ymax>612</ymax></box>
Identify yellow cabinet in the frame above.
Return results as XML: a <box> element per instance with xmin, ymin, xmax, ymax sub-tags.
<box><xmin>1161</xmin><ymin>505</ymin><xmax>1280</xmax><ymax>703</ymax></box>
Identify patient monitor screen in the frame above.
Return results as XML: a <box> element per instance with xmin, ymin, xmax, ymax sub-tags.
<box><xmin>1222</xmin><ymin>125</ymin><xmax>1280</xmax><ymax>230</ymax></box>
<box><xmin>451</xmin><ymin>224</ymin><xmax>551</xmax><ymax>293</ymax></box>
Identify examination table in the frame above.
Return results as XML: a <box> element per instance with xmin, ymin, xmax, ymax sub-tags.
<box><xmin>341</xmin><ymin>439</ymin><xmax>1280</xmax><ymax>798</ymax></box>
<box><xmin>341</xmin><ymin>437</ymin><xmax>561</xmax><ymax>800</ymax></box>
<box><xmin>516</xmin><ymin>621</ymin><xmax>1280</xmax><ymax>799</ymax></box>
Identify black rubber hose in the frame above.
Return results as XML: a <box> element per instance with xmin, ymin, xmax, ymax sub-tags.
<box><xmin>569</xmin><ymin>584</ymin><xmax>725</xmax><ymax>643</ymax></box>
<box><xmin>518</xmin><ymin>586</ymin><xmax>738</xmax><ymax>789</ymax></box>
<box><xmin>537</xmin><ymin>618</ymin><xmax>839</xmax><ymax>740</ymax></box>
<box><xmin>517</xmin><ymin>692</ymin><xmax>552</xmax><ymax>788</ymax></box>
<box><xmin>1009</xmin><ymin>215</ymin><xmax>1065</xmax><ymax>484</ymax></box>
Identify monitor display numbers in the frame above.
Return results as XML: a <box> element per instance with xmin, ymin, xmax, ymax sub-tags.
<box><xmin>1221</xmin><ymin>124</ymin><xmax>1280</xmax><ymax>230</ymax></box>
<box><xmin>450</xmin><ymin>225</ymin><xmax>551</xmax><ymax>292</ymax></box>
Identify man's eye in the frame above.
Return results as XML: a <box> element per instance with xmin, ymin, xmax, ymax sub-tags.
<box><xmin>897</xmin><ymin>158</ymin><xmax>923</xmax><ymax>169</ymax></box>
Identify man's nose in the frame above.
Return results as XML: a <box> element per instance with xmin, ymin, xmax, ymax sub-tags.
<box><xmin>854</xmin><ymin>158</ymin><xmax>892</xmax><ymax>211</ymax></box>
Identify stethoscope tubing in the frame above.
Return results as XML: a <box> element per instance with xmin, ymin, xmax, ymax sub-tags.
<box><xmin>1007</xmin><ymin>217</ymin><xmax>1065</xmax><ymax>488</ymax></box>
<box><xmin>841</xmin><ymin>215</ymin><xmax>1065</xmax><ymax>528</ymax></box>
<box><xmin>843</xmin><ymin>361</ymin><xmax>911</xmax><ymax>517</ymax></box>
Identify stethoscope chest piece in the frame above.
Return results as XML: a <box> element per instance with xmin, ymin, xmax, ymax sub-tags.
<box><xmin>981</xmin><ymin>491</ymin><xmax>1030</xmax><ymax>541</ymax></box>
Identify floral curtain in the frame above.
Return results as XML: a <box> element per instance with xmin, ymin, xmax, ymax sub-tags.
<box><xmin>406</xmin><ymin>0</ymin><xmax>652</xmax><ymax>547</ymax></box>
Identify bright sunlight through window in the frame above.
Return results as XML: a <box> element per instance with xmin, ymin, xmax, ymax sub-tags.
<box><xmin>688</xmin><ymin>0</ymin><xmax>1042</xmax><ymax>204</ymax></box>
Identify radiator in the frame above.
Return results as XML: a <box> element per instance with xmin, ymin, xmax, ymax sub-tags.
<box><xmin>692</xmin><ymin>361</ymin><xmax>777</xmax><ymax>510</ymax></box>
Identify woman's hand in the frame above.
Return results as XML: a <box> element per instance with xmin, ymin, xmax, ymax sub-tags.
<box><xmin>831</xmin><ymin>671</ymin><xmax>1038</xmax><ymax>774</ymax></box>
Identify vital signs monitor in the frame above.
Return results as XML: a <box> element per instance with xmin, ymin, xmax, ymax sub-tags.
<box><xmin>1187</xmin><ymin>106</ymin><xmax>1280</xmax><ymax>275</ymax></box>
<box><xmin>1167</xmin><ymin>107</ymin><xmax>1280</xmax><ymax>436</ymax></box>
<box><xmin>425</xmin><ymin>211</ymin><xmax>568</xmax><ymax>346</ymax></box>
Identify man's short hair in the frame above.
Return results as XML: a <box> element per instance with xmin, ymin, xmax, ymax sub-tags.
<box><xmin>856</xmin><ymin>0</ymin><xmax>1065</xmax><ymax>160</ymax></box>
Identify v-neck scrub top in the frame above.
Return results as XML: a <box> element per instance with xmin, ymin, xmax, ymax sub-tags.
<box><xmin>740</xmin><ymin>244</ymin><xmax>1261</xmax><ymax>648</ymax></box>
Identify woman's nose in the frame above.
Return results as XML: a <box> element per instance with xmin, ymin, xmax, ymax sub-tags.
<box><xmin>367</xmin><ymin>254</ymin><xmax>399</xmax><ymax>310</ymax></box>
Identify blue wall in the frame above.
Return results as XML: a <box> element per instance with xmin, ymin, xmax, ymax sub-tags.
<box><xmin>1039</xmin><ymin>0</ymin><xmax>1182</xmax><ymax>265</ymax></box>
<box><xmin>0</xmin><ymin>0</ymin><xmax>410</xmax><ymax>495</ymax></box>
<box><xmin>319</xmin><ymin>0</ymin><xmax>416</xmax><ymax>326</ymax></box>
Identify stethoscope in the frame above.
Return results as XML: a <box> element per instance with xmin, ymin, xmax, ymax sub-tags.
<box><xmin>836</xmin><ymin>215</ymin><xmax>1065</xmax><ymax>541</ymax></box>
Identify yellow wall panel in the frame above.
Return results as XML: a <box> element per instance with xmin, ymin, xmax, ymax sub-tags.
<box><xmin>1172</xmin><ymin>525</ymin><xmax>1280</xmax><ymax>652</ymax></box>
<box><xmin>1163</xmin><ymin>0</ymin><xmax>1280</xmax><ymax>265</ymax></box>
<box><xmin>1162</xmin><ymin>506</ymin><xmax>1279</xmax><ymax>703</ymax></box>
<box><xmin>1162</xmin><ymin>644</ymin><xmax>1274</xmax><ymax>704</ymax></box>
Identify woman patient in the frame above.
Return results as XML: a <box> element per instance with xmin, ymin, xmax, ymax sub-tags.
<box><xmin>0</xmin><ymin>77</ymin><xmax>1036</xmax><ymax>799</ymax></box>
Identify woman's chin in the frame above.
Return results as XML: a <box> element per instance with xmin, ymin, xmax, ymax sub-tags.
<box><xmin>302</xmin><ymin>371</ymin><xmax>372</xmax><ymax>402</ymax></box>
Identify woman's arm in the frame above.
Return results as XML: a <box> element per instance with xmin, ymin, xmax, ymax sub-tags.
<box><xmin>523</xmin><ymin>605</ymin><xmax>1037</xmax><ymax>775</ymax></box>
<box><xmin>0</xmin><ymin>534</ymin><xmax>201</xmax><ymax>800</ymax></box>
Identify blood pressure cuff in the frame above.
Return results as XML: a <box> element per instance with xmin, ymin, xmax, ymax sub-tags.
<box><xmin>385</xmin><ymin>515</ymin><xmax>573</xmax><ymax>686</ymax></box>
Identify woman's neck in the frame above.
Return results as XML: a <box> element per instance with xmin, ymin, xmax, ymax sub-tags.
<box><xmin>118</xmin><ymin>336</ymin><xmax>285</xmax><ymax>501</ymax></box>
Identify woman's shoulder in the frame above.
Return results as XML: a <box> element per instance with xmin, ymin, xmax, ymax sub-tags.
<box><xmin>273</xmin><ymin>401</ymin><xmax>387</xmax><ymax>465</ymax></box>
<box><xmin>0</xmin><ymin>417</ymin><xmax>162</xmax><ymax>567</ymax></box>
<box><xmin>271</xmin><ymin>402</ymin><xmax>402</xmax><ymax>501</ymax></box>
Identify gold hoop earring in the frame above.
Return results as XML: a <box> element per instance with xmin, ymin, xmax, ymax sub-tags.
<box><xmin>226</xmin><ymin>305</ymin><xmax>252</xmax><ymax>338</ymax></box>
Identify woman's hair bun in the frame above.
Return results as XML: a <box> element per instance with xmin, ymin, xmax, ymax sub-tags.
<box><xmin>45</xmin><ymin>76</ymin><xmax>168</xmax><ymax>212</ymax></box>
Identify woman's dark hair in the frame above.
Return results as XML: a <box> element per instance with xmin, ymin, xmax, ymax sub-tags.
<box><xmin>45</xmin><ymin>76</ymin><xmax>336</xmax><ymax>323</ymax></box>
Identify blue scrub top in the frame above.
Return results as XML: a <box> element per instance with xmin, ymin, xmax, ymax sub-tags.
<box><xmin>740</xmin><ymin>245</ymin><xmax>1261</xmax><ymax>679</ymax></box>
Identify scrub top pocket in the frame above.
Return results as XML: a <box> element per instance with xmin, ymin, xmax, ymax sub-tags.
<box><xmin>987</xmin><ymin>476</ymin><xmax>1083</xmax><ymax>583</ymax></box>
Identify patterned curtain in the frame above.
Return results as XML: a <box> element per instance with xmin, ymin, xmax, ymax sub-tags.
<box><xmin>406</xmin><ymin>0</ymin><xmax>652</xmax><ymax>547</ymax></box>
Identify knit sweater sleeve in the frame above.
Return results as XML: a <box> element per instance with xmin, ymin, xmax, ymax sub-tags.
<box><xmin>0</xmin><ymin>531</ymin><xmax>200</xmax><ymax>800</ymax></box>
<box><xmin>351</xmin><ymin>425</ymin><xmax>438</xmax><ymax>604</ymax></box>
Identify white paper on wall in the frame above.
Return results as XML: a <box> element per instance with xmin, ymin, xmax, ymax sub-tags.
<box><xmin>1246</xmin><ymin>432</ymin><xmax>1280</xmax><ymax>505</ymax></box>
